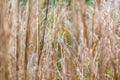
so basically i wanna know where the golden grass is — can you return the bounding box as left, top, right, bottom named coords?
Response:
left=0, top=0, right=120, bottom=80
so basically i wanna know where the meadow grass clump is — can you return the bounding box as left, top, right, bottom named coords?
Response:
left=37, top=0, right=120, bottom=80
left=0, top=0, right=120, bottom=80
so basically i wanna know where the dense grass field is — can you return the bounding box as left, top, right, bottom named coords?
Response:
left=0, top=0, right=120, bottom=80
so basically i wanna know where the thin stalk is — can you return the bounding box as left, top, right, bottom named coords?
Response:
left=24, top=0, right=31, bottom=80
left=36, top=0, right=49, bottom=80
left=11, top=0, right=20, bottom=80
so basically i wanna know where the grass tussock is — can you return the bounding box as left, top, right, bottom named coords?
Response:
left=0, top=0, right=120, bottom=80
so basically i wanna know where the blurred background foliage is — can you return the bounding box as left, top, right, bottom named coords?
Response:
left=20, top=0, right=27, bottom=6
left=48, top=0, right=92, bottom=6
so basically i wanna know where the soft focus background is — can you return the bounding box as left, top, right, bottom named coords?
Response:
left=0, top=0, right=120, bottom=80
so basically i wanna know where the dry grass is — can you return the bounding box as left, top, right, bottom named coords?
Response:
left=0, top=0, right=120, bottom=80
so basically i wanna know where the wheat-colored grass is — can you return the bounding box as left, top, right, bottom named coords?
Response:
left=0, top=0, right=120, bottom=80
